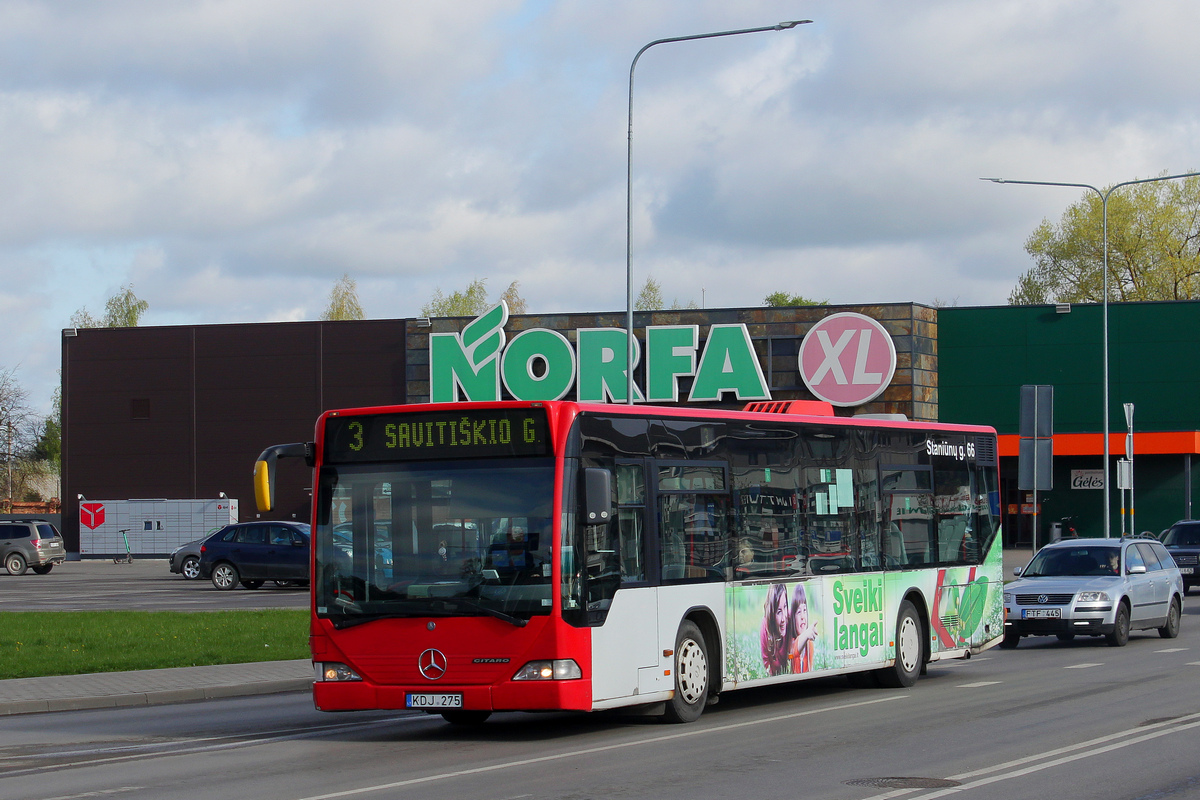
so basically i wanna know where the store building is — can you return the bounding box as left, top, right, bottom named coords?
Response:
left=60, top=299, right=1200, bottom=555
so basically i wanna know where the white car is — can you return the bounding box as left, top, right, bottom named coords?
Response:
left=1002, top=536, right=1183, bottom=647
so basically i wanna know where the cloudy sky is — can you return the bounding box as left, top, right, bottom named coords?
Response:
left=3, top=0, right=1199, bottom=413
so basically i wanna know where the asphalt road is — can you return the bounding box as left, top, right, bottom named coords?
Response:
left=3, top=599, right=1199, bottom=800
left=0, top=558, right=309, bottom=611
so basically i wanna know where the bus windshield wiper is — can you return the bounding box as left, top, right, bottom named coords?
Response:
left=327, top=599, right=527, bottom=629
left=331, top=612, right=396, bottom=630
left=431, top=598, right=528, bottom=627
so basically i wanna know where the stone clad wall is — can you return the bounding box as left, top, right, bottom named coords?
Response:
left=405, top=303, right=938, bottom=422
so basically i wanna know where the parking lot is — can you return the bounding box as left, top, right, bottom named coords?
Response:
left=0, top=558, right=310, bottom=611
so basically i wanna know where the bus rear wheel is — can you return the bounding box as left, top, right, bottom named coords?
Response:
left=876, top=599, right=923, bottom=688
left=663, top=620, right=709, bottom=724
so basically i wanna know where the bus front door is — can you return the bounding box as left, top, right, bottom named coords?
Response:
left=589, top=461, right=660, bottom=704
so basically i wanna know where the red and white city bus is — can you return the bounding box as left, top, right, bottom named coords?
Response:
left=255, top=399, right=1004, bottom=724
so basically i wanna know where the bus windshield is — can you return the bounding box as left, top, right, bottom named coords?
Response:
left=315, top=458, right=555, bottom=627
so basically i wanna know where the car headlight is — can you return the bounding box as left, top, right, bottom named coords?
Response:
left=1003, top=592, right=1012, bottom=604
left=316, top=662, right=362, bottom=682
left=512, top=659, right=582, bottom=681
left=1077, top=591, right=1110, bottom=603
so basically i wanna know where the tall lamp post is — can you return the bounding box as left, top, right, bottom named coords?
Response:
left=982, top=170, right=1200, bottom=536
left=626, top=20, right=811, bottom=405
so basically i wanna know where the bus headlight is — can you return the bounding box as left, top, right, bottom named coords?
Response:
left=317, top=662, right=362, bottom=682
left=512, top=659, right=582, bottom=681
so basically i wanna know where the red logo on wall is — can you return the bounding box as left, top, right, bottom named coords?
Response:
left=80, top=503, right=106, bottom=530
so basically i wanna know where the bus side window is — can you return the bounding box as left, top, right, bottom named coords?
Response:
left=660, top=492, right=730, bottom=583
left=583, top=462, right=646, bottom=625
left=615, top=464, right=646, bottom=583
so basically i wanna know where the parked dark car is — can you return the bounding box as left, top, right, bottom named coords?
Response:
left=197, top=521, right=310, bottom=590
left=1161, top=520, right=1200, bottom=593
left=1, top=519, right=67, bottom=576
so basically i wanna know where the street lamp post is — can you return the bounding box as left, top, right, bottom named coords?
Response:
left=982, top=170, right=1200, bottom=536
left=626, top=20, right=811, bottom=405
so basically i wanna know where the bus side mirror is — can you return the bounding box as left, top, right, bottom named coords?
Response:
left=582, top=468, right=612, bottom=526
left=254, top=442, right=313, bottom=512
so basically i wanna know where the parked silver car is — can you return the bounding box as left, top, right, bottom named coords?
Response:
left=1, top=519, right=67, bottom=575
left=1002, top=536, right=1184, bottom=647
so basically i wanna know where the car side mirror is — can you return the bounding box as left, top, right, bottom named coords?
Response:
left=1013, top=566, right=1024, bottom=577
left=582, top=468, right=612, bottom=526
left=1128, top=564, right=1146, bottom=575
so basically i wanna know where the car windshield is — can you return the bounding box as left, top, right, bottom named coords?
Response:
left=315, top=458, right=555, bottom=625
left=1023, top=545, right=1121, bottom=577
left=1163, top=526, right=1200, bottom=547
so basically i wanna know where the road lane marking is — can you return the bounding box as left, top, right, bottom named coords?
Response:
left=289, top=695, right=907, bottom=800
left=0, top=715, right=425, bottom=777
left=1154, top=648, right=1187, bottom=653
left=955, top=682, right=1001, bottom=688
left=1064, top=663, right=1103, bottom=669
left=854, top=710, right=1200, bottom=800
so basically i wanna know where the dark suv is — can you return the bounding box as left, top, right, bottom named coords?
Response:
left=1, top=520, right=67, bottom=575
left=1161, top=520, right=1200, bottom=593
left=197, top=521, right=310, bottom=590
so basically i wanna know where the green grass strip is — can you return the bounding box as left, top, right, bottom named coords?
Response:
left=0, top=610, right=309, bottom=679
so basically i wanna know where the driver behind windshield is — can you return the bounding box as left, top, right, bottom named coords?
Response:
left=487, top=525, right=541, bottom=572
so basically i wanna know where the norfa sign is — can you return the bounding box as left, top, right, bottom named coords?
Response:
left=430, top=302, right=896, bottom=406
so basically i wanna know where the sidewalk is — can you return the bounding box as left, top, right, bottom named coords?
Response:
left=0, top=659, right=313, bottom=716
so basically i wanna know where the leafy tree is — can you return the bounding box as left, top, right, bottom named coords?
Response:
left=1009, top=172, right=1200, bottom=304
left=71, top=284, right=150, bottom=328
left=635, top=277, right=664, bottom=311
left=764, top=291, right=827, bottom=307
left=498, top=281, right=527, bottom=315
left=320, top=274, right=365, bottom=321
left=30, top=386, right=61, bottom=470
left=421, top=279, right=529, bottom=318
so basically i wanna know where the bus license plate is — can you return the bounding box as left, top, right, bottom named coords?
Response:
left=1023, top=608, right=1060, bottom=619
left=406, top=693, right=463, bottom=709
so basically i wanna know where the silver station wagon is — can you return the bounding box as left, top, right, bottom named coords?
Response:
left=1002, top=536, right=1184, bottom=647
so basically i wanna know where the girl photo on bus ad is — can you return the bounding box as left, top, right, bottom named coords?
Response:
left=787, top=583, right=818, bottom=674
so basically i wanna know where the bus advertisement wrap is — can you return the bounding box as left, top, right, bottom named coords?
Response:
left=725, top=544, right=1004, bottom=683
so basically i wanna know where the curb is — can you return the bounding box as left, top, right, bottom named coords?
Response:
left=0, top=677, right=313, bottom=717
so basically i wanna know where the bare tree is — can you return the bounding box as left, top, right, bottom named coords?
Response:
left=0, top=366, right=45, bottom=506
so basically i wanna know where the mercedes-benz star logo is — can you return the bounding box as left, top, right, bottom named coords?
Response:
left=419, top=648, right=448, bottom=680
left=1038, top=594, right=1049, bottom=605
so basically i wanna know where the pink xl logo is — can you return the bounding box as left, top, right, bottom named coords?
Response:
left=80, top=502, right=106, bottom=530
left=798, top=312, right=897, bottom=407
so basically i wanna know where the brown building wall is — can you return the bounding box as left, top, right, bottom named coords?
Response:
left=61, top=319, right=409, bottom=553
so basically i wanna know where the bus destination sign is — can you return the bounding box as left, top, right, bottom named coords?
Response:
left=324, top=408, right=551, bottom=464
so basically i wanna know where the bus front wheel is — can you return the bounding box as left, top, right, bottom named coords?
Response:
left=664, top=620, right=709, bottom=724
left=876, top=599, right=923, bottom=688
